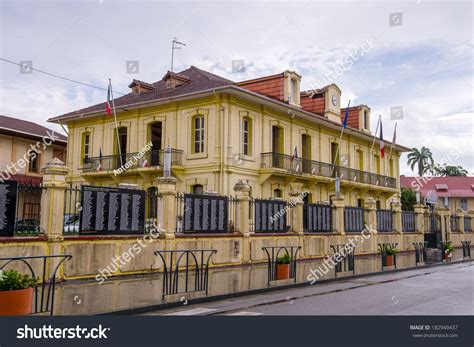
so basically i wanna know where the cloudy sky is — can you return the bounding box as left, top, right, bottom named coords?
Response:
left=0, top=0, right=472, bottom=175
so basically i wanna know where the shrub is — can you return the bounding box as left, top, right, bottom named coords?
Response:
left=0, top=270, right=38, bottom=291
left=276, top=254, right=291, bottom=265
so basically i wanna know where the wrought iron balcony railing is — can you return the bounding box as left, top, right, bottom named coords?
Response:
left=81, top=149, right=183, bottom=173
left=260, top=152, right=397, bottom=188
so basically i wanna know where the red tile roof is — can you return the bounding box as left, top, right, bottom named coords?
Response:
left=0, top=115, right=67, bottom=143
left=400, top=176, right=474, bottom=197
left=49, top=66, right=234, bottom=121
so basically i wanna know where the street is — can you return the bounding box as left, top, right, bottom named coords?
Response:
left=147, top=262, right=473, bottom=316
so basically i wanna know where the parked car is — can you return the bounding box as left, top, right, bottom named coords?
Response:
left=14, top=219, right=40, bottom=234
left=63, top=219, right=79, bottom=233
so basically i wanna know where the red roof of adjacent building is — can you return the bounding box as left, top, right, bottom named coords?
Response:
left=400, top=176, right=474, bottom=197
left=0, top=115, right=67, bottom=143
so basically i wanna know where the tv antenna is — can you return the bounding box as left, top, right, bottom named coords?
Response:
left=171, top=38, right=186, bottom=73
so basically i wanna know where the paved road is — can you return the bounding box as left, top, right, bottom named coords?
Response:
left=146, top=262, right=473, bottom=316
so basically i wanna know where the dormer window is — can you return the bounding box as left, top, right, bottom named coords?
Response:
left=128, top=79, right=154, bottom=95
left=162, top=71, right=191, bottom=89
left=284, top=71, right=301, bottom=106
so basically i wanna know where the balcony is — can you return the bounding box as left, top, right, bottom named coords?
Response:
left=260, top=152, right=397, bottom=189
left=81, top=149, right=183, bottom=173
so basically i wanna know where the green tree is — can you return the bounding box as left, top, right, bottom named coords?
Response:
left=407, top=147, right=434, bottom=176
left=431, top=164, right=468, bottom=177
left=400, top=188, right=417, bottom=211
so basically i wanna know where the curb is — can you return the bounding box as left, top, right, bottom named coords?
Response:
left=96, top=258, right=472, bottom=316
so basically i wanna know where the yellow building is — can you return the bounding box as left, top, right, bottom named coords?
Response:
left=0, top=115, right=67, bottom=230
left=48, top=67, right=409, bottom=207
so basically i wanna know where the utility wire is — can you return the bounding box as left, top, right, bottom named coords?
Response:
left=0, top=57, right=127, bottom=95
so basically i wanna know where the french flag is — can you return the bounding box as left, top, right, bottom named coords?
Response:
left=380, top=120, right=385, bottom=158
left=105, top=81, right=112, bottom=115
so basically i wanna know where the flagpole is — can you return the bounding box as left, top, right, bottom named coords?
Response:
left=368, top=114, right=381, bottom=172
left=109, top=79, right=124, bottom=167
left=385, top=122, right=397, bottom=176
left=330, top=101, right=350, bottom=177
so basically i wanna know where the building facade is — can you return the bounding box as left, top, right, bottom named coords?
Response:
left=49, top=67, right=409, bottom=208
left=401, top=176, right=474, bottom=213
left=0, top=115, right=67, bottom=227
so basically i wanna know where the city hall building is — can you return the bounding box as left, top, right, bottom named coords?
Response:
left=48, top=66, right=409, bottom=207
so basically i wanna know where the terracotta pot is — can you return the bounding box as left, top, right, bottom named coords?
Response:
left=385, top=255, right=394, bottom=267
left=443, top=252, right=452, bottom=261
left=276, top=264, right=290, bottom=280
left=0, top=288, right=34, bottom=316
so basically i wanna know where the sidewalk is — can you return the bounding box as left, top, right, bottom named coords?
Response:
left=145, top=261, right=473, bottom=316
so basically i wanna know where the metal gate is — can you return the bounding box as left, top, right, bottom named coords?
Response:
left=424, top=212, right=441, bottom=248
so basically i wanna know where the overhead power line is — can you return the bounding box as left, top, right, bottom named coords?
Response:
left=0, top=57, right=127, bottom=95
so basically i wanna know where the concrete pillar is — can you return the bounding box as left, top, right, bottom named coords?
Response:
left=40, top=159, right=69, bottom=280
left=413, top=204, right=425, bottom=234
left=40, top=158, right=69, bottom=241
left=365, top=197, right=377, bottom=233
left=331, top=195, right=345, bottom=235
left=233, top=180, right=251, bottom=236
left=456, top=209, right=464, bottom=233
left=391, top=201, right=403, bottom=234
left=156, top=177, right=177, bottom=239
left=289, top=184, right=305, bottom=235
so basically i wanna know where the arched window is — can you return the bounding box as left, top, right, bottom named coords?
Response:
left=273, top=188, right=282, bottom=198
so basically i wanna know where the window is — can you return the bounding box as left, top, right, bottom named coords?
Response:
left=273, top=189, right=282, bottom=198
left=82, top=132, right=91, bottom=163
left=460, top=199, right=468, bottom=211
left=363, top=111, right=369, bottom=130
left=243, top=117, right=252, bottom=156
left=193, top=116, right=205, bottom=153
left=192, top=184, right=203, bottom=194
left=28, top=150, right=39, bottom=173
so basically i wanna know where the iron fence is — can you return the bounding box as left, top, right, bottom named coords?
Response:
left=63, top=184, right=81, bottom=236
left=304, top=203, right=333, bottom=232
left=82, top=148, right=183, bottom=173
left=154, top=249, right=217, bottom=300
left=376, top=209, right=393, bottom=232
left=260, top=152, right=396, bottom=188
left=344, top=206, right=364, bottom=232
left=402, top=211, right=416, bottom=232
left=14, top=182, right=45, bottom=236
left=0, top=255, right=72, bottom=315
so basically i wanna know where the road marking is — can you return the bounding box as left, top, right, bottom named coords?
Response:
left=164, top=308, right=217, bottom=316
left=227, top=311, right=263, bottom=316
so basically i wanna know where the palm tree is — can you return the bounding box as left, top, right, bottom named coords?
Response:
left=407, top=147, right=434, bottom=176
left=431, top=164, right=468, bottom=177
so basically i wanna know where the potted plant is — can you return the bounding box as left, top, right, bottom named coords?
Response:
left=0, top=270, right=38, bottom=315
left=384, top=244, right=398, bottom=267
left=276, top=254, right=291, bottom=280
left=443, top=243, right=454, bottom=261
